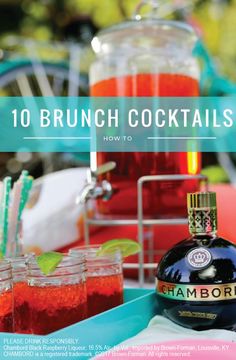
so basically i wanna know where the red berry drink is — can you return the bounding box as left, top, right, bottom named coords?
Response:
left=70, top=245, right=123, bottom=317
left=13, top=281, right=31, bottom=333
left=9, top=255, right=32, bottom=334
left=86, top=273, right=123, bottom=317
left=91, top=73, right=200, bottom=219
left=27, top=255, right=87, bottom=335
left=0, top=260, right=13, bottom=332
left=29, top=283, right=87, bottom=335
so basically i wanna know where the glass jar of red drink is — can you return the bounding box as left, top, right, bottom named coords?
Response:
left=90, top=4, right=201, bottom=219
left=69, top=245, right=123, bottom=317
left=27, top=254, right=87, bottom=335
left=0, top=260, right=13, bottom=332
left=9, top=254, right=32, bottom=334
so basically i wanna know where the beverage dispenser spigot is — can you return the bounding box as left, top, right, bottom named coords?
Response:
left=77, top=162, right=116, bottom=204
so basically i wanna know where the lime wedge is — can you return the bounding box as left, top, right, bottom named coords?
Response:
left=97, top=239, right=141, bottom=258
left=0, top=250, right=3, bottom=259
left=36, top=252, right=63, bottom=275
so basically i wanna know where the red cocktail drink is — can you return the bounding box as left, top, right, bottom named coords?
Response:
left=0, top=260, right=13, bottom=332
left=0, top=291, right=13, bottom=332
left=91, top=73, right=199, bottom=97
left=91, top=73, right=200, bottom=218
left=69, top=246, right=123, bottom=317
left=29, top=283, right=87, bottom=335
left=13, top=281, right=31, bottom=333
left=87, top=274, right=123, bottom=317
left=27, top=255, right=87, bottom=335
left=10, top=255, right=32, bottom=334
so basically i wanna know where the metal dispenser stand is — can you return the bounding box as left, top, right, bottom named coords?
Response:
left=83, top=174, right=208, bottom=287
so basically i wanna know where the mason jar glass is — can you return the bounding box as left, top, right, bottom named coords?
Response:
left=27, top=254, right=87, bottom=335
left=0, top=260, right=13, bottom=332
left=69, top=245, right=123, bottom=317
left=8, top=254, right=33, bottom=334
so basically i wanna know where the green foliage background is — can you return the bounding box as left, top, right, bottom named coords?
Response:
left=0, top=0, right=236, bottom=80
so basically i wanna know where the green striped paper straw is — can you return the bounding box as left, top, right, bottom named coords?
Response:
left=1, top=177, right=11, bottom=255
left=18, top=176, right=33, bottom=220
left=15, top=174, right=33, bottom=255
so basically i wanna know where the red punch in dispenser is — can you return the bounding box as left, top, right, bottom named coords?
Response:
left=90, top=2, right=201, bottom=219
left=82, top=1, right=202, bottom=278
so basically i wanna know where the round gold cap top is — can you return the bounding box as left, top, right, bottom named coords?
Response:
left=187, top=192, right=217, bottom=209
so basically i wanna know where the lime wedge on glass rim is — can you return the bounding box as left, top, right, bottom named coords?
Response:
left=96, top=239, right=141, bottom=258
left=36, top=252, right=63, bottom=275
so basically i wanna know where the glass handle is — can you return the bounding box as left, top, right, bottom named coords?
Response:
left=132, top=0, right=160, bottom=20
left=132, top=0, right=194, bottom=20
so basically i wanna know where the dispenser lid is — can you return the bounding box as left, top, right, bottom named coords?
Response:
left=92, top=1, right=198, bottom=55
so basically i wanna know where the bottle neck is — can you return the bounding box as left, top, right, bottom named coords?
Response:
left=188, top=207, right=217, bottom=236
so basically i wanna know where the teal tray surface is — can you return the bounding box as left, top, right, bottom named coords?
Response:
left=0, top=288, right=158, bottom=360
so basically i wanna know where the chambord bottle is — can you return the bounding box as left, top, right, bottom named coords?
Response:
left=156, top=192, right=236, bottom=330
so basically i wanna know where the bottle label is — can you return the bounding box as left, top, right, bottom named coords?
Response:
left=186, top=247, right=212, bottom=269
left=157, top=280, right=236, bottom=301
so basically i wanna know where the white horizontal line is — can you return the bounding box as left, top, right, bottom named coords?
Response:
left=147, top=137, right=217, bottom=140
left=23, top=137, right=91, bottom=140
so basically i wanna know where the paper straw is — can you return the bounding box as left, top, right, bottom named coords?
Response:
left=7, top=181, right=22, bottom=257
left=23, top=176, right=33, bottom=210
left=0, top=181, right=3, bottom=245
left=1, top=177, right=12, bottom=255
left=0, top=171, right=33, bottom=257
left=18, top=176, right=33, bottom=220
left=0, top=181, right=3, bottom=204
left=0, top=181, right=3, bottom=230
left=15, top=175, right=33, bottom=255
left=20, top=170, right=29, bottom=178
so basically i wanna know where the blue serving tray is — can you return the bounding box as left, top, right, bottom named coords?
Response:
left=0, top=288, right=159, bottom=360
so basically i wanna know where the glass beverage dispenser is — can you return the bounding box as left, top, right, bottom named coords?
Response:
left=89, top=1, right=201, bottom=219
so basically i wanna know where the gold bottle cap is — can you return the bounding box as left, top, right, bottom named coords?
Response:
left=187, top=192, right=217, bottom=234
left=187, top=192, right=216, bottom=210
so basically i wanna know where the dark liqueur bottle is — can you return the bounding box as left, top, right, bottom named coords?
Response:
left=156, top=192, right=236, bottom=330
